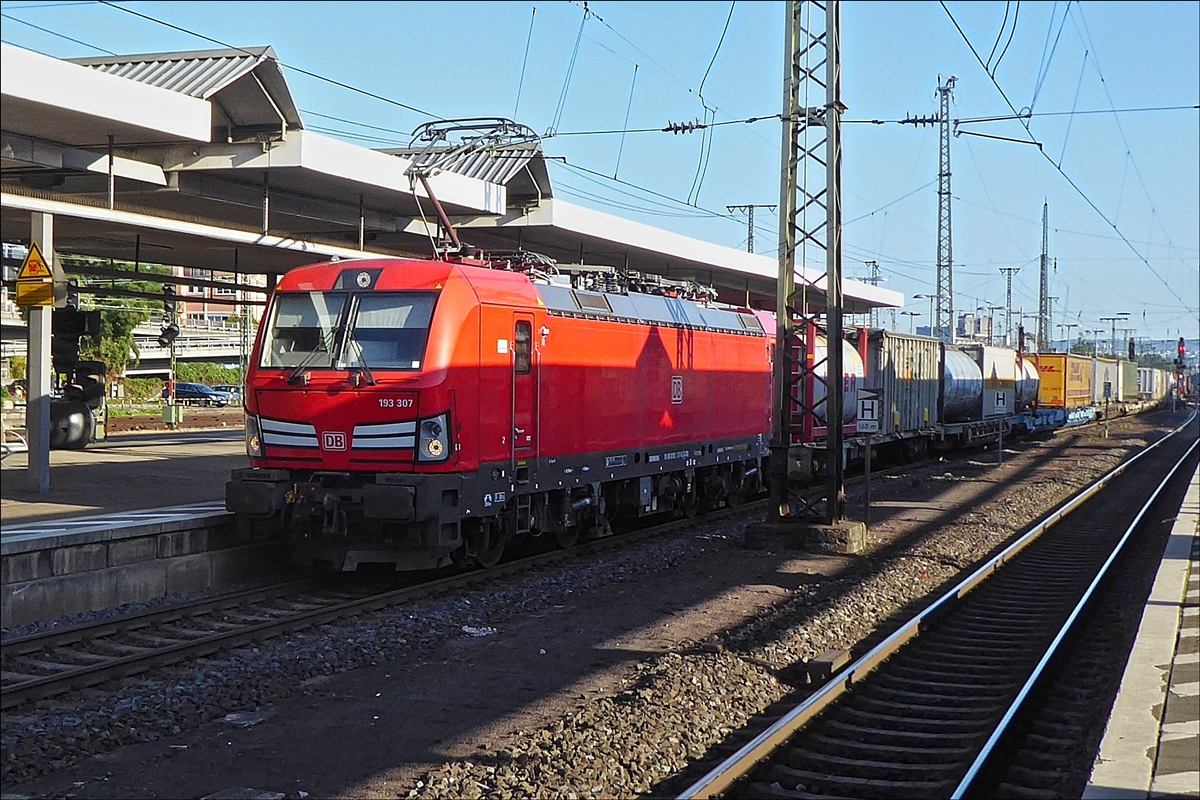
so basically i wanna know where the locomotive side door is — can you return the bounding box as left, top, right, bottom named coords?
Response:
left=511, top=313, right=539, bottom=463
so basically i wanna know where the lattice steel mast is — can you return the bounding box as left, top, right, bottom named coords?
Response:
left=935, top=76, right=956, bottom=343
left=771, top=0, right=846, bottom=525
left=1037, top=202, right=1050, bottom=352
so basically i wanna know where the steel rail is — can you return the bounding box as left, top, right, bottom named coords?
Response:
left=952, top=430, right=1200, bottom=797
left=1, top=576, right=331, bottom=653
left=0, top=497, right=766, bottom=711
left=678, top=410, right=1197, bottom=799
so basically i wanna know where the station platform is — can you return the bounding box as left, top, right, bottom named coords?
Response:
left=0, top=430, right=272, bottom=629
left=1085, top=461, right=1200, bottom=798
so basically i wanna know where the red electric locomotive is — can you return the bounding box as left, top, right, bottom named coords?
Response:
left=226, top=255, right=772, bottom=571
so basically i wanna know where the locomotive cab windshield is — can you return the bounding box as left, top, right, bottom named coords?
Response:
left=261, top=291, right=437, bottom=373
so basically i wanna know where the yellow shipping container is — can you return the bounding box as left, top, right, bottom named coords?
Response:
left=1034, top=353, right=1094, bottom=409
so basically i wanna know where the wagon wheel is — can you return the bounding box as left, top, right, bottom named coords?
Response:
left=554, top=524, right=580, bottom=550
left=724, top=472, right=746, bottom=508
left=680, top=489, right=701, bottom=519
left=469, top=519, right=506, bottom=569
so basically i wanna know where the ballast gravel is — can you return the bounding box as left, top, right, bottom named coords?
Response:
left=405, top=423, right=1170, bottom=799
left=0, top=414, right=1181, bottom=798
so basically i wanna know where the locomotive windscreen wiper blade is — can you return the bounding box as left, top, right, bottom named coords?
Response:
left=347, top=339, right=377, bottom=386
left=288, top=328, right=337, bottom=384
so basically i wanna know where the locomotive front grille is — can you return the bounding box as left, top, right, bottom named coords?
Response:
left=352, top=420, right=417, bottom=450
left=260, top=418, right=318, bottom=449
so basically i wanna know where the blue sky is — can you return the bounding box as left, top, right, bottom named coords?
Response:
left=2, top=0, right=1197, bottom=343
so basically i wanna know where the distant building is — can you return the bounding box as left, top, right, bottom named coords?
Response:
left=956, top=313, right=992, bottom=344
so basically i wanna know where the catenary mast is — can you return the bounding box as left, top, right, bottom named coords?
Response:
left=935, top=76, right=956, bottom=343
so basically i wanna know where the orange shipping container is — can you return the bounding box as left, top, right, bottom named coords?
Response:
left=1033, top=353, right=1094, bottom=409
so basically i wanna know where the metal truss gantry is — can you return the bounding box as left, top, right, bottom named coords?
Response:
left=772, top=0, right=846, bottom=525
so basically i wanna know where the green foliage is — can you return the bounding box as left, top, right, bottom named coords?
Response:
left=1135, top=352, right=1175, bottom=370
left=10, top=356, right=27, bottom=381
left=122, top=377, right=163, bottom=402
left=1070, top=340, right=1096, bottom=356
left=176, top=363, right=242, bottom=386
left=63, top=254, right=165, bottom=377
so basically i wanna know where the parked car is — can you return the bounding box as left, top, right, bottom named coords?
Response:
left=163, top=382, right=229, bottom=407
left=212, top=384, right=243, bottom=404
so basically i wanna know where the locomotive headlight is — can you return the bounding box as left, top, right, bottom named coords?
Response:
left=245, top=414, right=263, bottom=458
left=417, top=412, right=451, bottom=462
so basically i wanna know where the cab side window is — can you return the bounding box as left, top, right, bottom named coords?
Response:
left=514, top=321, right=532, bottom=374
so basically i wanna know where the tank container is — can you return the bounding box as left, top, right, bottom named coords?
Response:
left=807, top=336, right=865, bottom=423
left=941, top=346, right=984, bottom=422
left=1015, top=356, right=1040, bottom=411
left=961, top=344, right=1018, bottom=417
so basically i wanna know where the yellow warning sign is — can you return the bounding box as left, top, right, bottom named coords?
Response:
left=16, top=280, right=54, bottom=306
left=17, top=242, right=52, bottom=280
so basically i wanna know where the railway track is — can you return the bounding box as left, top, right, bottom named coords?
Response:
left=679, top=413, right=1198, bottom=800
left=0, top=414, right=1171, bottom=714
left=0, top=493, right=777, bottom=712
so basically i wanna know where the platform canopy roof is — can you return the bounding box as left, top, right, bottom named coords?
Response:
left=1, top=43, right=902, bottom=312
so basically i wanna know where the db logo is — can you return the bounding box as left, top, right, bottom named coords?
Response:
left=321, top=431, right=347, bottom=451
left=671, top=375, right=684, bottom=405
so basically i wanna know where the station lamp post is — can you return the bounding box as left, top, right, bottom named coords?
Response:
left=1099, top=313, right=1129, bottom=356
left=914, top=294, right=948, bottom=339
left=1058, top=323, right=1080, bottom=352
left=901, top=311, right=919, bottom=334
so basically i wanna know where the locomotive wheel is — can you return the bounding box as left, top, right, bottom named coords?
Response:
left=554, top=525, right=580, bottom=550
left=680, top=490, right=700, bottom=519
left=469, top=520, right=506, bottom=569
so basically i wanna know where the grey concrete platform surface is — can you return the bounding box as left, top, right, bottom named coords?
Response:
left=1085, top=462, right=1200, bottom=799
left=0, top=430, right=289, bottom=629
left=1, top=429, right=246, bottom=525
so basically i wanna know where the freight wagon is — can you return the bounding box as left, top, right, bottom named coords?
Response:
left=1032, top=353, right=1095, bottom=427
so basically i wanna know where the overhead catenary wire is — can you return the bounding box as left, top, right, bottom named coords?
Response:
left=991, top=0, right=1020, bottom=75
left=688, top=1, right=735, bottom=206
left=984, top=1, right=1013, bottom=71
left=96, top=0, right=444, bottom=120
left=548, top=1, right=591, bottom=136
left=513, top=6, right=537, bottom=119
left=1057, top=49, right=1090, bottom=166
left=1030, top=0, right=1072, bottom=111
left=0, top=10, right=115, bottom=54
left=940, top=0, right=1199, bottom=322
left=1069, top=4, right=1194, bottom=277
left=613, top=64, right=638, bottom=179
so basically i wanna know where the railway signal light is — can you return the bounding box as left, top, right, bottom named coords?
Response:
left=1128, top=337, right=1135, bottom=362
left=157, top=323, right=180, bottom=348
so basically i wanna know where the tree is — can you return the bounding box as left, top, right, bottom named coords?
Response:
left=1135, top=351, right=1174, bottom=370
left=1070, top=339, right=1095, bottom=356
left=62, top=255, right=166, bottom=378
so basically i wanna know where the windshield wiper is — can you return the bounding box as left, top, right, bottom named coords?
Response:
left=346, top=338, right=377, bottom=386
left=288, top=328, right=337, bottom=385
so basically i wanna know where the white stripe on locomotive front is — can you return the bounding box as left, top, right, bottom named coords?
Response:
left=352, top=421, right=417, bottom=436
left=352, top=435, right=416, bottom=449
left=262, top=432, right=319, bottom=448
left=260, top=418, right=317, bottom=435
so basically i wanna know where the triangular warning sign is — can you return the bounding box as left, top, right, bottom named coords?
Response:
left=18, top=242, right=52, bottom=280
